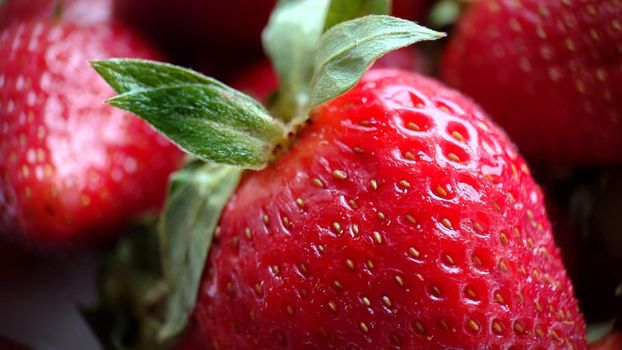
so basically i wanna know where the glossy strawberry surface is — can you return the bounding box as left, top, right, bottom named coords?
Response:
left=442, top=0, right=622, bottom=165
left=179, top=70, right=586, bottom=349
left=0, top=21, right=184, bottom=244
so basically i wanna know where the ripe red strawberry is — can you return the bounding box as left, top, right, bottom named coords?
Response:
left=442, top=0, right=622, bottom=165
left=177, top=70, right=586, bottom=349
left=0, top=0, right=113, bottom=29
left=0, top=21, right=184, bottom=244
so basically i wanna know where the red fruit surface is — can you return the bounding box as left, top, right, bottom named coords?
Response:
left=0, top=0, right=112, bottom=29
left=442, top=0, right=622, bottom=165
left=0, top=21, right=184, bottom=245
left=178, top=70, right=586, bottom=349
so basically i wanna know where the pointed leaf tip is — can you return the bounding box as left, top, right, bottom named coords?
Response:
left=92, top=59, right=287, bottom=169
left=158, top=163, right=242, bottom=340
left=309, top=15, right=445, bottom=106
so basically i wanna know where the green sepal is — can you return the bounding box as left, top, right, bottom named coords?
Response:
left=262, top=0, right=331, bottom=121
left=263, top=0, right=392, bottom=121
left=309, top=15, right=445, bottom=106
left=84, top=162, right=241, bottom=349
left=157, top=163, right=242, bottom=341
left=83, top=216, right=166, bottom=350
left=323, top=0, right=390, bottom=31
left=92, top=59, right=287, bottom=170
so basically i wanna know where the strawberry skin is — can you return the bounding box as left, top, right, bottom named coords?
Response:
left=178, top=70, right=586, bottom=349
left=0, top=21, right=184, bottom=244
left=442, top=0, right=622, bottom=165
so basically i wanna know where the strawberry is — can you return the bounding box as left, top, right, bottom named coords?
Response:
left=176, top=69, right=586, bottom=349
left=0, top=21, right=184, bottom=245
left=89, top=8, right=585, bottom=348
left=442, top=0, right=622, bottom=165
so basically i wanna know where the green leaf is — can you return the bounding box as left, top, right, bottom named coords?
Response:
left=83, top=217, right=166, bottom=350
left=309, top=15, right=445, bottom=106
left=263, top=0, right=392, bottom=121
left=262, top=0, right=331, bottom=121
left=157, top=162, right=241, bottom=342
left=323, top=0, right=390, bottom=31
left=92, top=59, right=287, bottom=169
left=84, top=163, right=241, bottom=349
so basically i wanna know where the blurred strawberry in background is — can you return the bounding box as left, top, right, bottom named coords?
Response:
left=442, top=0, right=622, bottom=166
left=0, top=1, right=184, bottom=246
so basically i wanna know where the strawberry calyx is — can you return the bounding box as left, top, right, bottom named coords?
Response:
left=88, top=0, right=444, bottom=348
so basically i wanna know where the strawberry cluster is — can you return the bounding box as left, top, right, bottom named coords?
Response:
left=0, top=0, right=620, bottom=349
